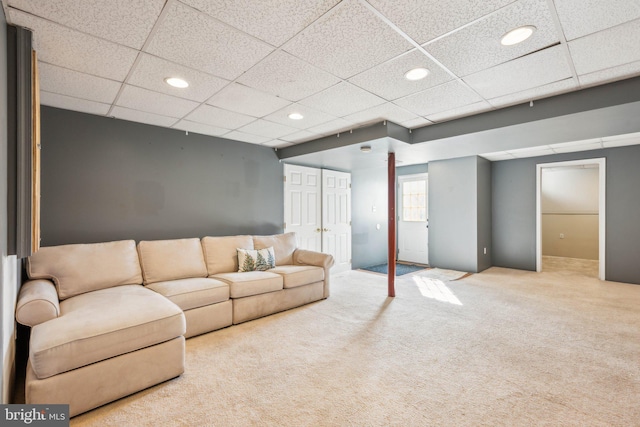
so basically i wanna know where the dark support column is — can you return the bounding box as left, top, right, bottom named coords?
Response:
left=388, top=152, right=396, bottom=297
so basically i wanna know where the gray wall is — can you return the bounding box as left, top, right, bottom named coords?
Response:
left=351, top=167, right=388, bottom=269
left=428, top=156, right=480, bottom=272
left=397, top=163, right=428, bottom=177
left=351, top=163, right=430, bottom=269
left=492, top=145, right=640, bottom=284
left=40, top=107, right=284, bottom=246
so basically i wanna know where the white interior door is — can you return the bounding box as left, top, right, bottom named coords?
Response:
left=398, top=173, right=429, bottom=265
left=322, top=170, right=352, bottom=273
left=284, top=164, right=322, bottom=252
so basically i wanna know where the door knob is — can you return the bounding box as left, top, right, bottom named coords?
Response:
left=315, top=228, right=322, bottom=233
left=323, top=228, right=330, bottom=232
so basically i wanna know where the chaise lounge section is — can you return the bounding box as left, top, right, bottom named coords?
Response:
left=17, top=240, right=186, bottom=417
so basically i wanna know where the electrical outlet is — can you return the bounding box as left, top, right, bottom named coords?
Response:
left=560, top=233, right=565, bottom=239
left=483, top=247, right=487, bottom=255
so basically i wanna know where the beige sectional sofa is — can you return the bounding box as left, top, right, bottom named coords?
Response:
left=16, top=232, right=334, bottom=417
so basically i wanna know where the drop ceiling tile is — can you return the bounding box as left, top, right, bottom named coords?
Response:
left=262, top=103, right=338, bottom=130
left=236, top=50, right=341, bottom=102
left=488, top=78, right=578, bottom=108
left=172, top=120, right=231, bottom=138
left=223, top=131, right=272, bottom=145
left=401, top=117, right=433, bottom=129
left=283, top=0, right=413, bottom=79
left=8, top=9, right=138, bottom=80
left=7, top=0, right=165, bottom=49
left=569, top=19, right=640, bottom=76
left=425, top=0, right=559, bottom=77
left=116, top=85, right=200, bottom=118
left=128, top=54, right=229, bottom=103
left=603, top=139, right=640, bottom=148
left=40, top=91, right=111, bottom=115
left=206, top=83, right=291, bottom=118
left=180, top=0, right=340, bottom=46
left=508, top=147, right=555, bottom=158
left=111, top=106, right=179, bottom=128
left=262, top=140, right=294, bottom=148
left=299, top=82, right=386, bottom=117
left=552, top=142, right=603, bottom=153
left=237, top=119, right=300, bottom=139
left=480, top=151, right=516, bottom=161
left=279, top=130, right=321, bottom=143
left=366, top=0, right=515, bottom=44
left=426, top=101, right=493, bottom=123
left=185, top=105, right=257, bottom=129
left=394, top=80, right=483, bottom=117
left=602, top=132, right=640, bottom=148
left=307, top=118, right=356, bottom=136
left=348, top=49, right=453, bottom=101
left=463, top=45, right=572, bottom=99
left=144, top=1, right=273, bottom=80
left=554, top=0, right=640, bottom=41
left=550, top=138, right=602, bottom=148
left=602, top=131, right=640, bottom=141
left=343, top=103, right=420, bottom=126
left=578, top=60, right=640, bottom=88
left=38, top=62, right=121, bottom=104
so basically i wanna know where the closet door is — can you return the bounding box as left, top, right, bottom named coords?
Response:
left=322, top=169, right=352, bottom=273
left=284, top=164, right=322, bottom=252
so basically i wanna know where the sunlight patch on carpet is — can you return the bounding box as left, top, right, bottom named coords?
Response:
left=412, top=276, right=463, bottom=305
left=414, top=268, right=469, bottom=282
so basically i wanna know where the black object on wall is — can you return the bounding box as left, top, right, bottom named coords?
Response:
left=6, top=25, right=33, bottom=258
left=40, top=107, right=284, bottom=246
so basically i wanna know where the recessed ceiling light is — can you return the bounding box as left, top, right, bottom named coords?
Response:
left=288, top=112, right=304, bottom=120
left=164, top=77, right=189, bottom=88
left=500, top=25, right=536, bottom=46
left=404, top=67, right=430, bottom=81
left=360, top=145, right=372, bottom=153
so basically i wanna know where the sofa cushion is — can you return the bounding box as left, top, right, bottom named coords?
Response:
left=212, top=271, right=283, bottom=298
left=137, top=238, right=207, bottom=285
left=202, top=235, right=253, bottom=275
left=29, top=285, right=185, bottom=380
left=269, top=265, right=324, bottom=289
left=146, top=277, right=229, bottom=311
left=26, top=240, right=143, bottom=300
left=253, top=233, right=297, bottom=266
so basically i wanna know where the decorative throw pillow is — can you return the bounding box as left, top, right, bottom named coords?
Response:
left=237, top=247, right=276, bottom=272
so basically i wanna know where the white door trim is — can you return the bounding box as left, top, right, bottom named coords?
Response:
left=536, top=158, right=606, bottom=280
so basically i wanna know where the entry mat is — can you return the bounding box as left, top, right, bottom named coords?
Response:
left=360, top=263, right=428, bottom=276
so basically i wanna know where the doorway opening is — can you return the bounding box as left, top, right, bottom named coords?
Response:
left=536, top=158, right=605, bottom=280
left=397, top=173, right=429, bottom=266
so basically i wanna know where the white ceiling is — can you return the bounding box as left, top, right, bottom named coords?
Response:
left=3, top=0, right=640, bottom=152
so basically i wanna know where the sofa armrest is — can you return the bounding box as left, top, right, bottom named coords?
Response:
left=16, top=279, right=60, bottom=327
left=293, top=249, right=335, bottom=269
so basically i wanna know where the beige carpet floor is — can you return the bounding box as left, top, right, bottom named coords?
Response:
left=543, top=255, right=600, bottom=278
left=72, top=267, right=640, bottom=426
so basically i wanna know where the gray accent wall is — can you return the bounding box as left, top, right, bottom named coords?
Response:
left=351, top=167, right=388, bottom=269
left=428, top=156, right=491, bottom=273
left=491, top=145, right=640, bottom=284
left=40, top=107, right=284, bottom=246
